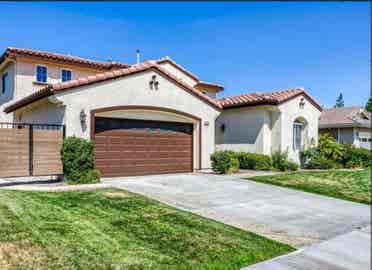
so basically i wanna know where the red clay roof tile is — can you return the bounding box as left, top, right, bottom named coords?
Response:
left=2, top=47, right=129, bottom=70
left=219, top=88, right=322, bottom=111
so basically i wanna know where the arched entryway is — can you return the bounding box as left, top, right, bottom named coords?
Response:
left=90, top=106, right=201, bottom=177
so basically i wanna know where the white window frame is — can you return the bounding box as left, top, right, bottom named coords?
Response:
left=61, top=68, right=73, bottom=82
left=35, top=64, right=48, bottom=83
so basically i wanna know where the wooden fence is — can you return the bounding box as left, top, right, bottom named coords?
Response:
left=0, top=123, right=65, bottom=178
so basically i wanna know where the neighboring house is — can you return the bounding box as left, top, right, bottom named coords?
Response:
left=215, top=89, right=322, bottom=163
left=1, top=47, right=322, bottom=176
left=319, top=106, right=371, bottom=149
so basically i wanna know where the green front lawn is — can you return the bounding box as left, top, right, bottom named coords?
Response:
left=0, top=189, right=293, bottom=270
left=247, top=169, right=371, bottom=204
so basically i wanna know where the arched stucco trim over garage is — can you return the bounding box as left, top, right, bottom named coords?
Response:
left=90, top=105, right=202, bottom=170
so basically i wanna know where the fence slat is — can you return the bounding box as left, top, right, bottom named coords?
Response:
left=0, top=123, right=64, bottom=178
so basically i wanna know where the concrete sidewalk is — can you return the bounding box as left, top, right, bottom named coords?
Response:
left=244, top=226, right=371, bottom=270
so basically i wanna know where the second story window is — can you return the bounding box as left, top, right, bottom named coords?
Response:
left=61, top=69, right=72, bottom=82
left=2, top=72, right=9, bottom=94
left=36, top=65, right=47, bottom=83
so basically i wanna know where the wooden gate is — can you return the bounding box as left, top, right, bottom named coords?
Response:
left=0, top=123, right=65, bottom=178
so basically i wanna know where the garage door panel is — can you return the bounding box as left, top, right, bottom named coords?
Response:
left=95, top=145, right=192, bottom=153
left=98, top=165, right=192, bottom=176
left=95, top=151, right=192, bottom=160
left=95, top=157, right=192, bottom=166
left=94, top=117, right=193, bottom=177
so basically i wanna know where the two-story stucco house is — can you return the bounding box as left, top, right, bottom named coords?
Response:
left=1, top=47, right=322, bottom=176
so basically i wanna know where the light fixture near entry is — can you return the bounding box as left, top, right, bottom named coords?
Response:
left=80, top=109, right=87, bottom=127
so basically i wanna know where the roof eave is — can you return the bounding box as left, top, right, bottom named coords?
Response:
left=4, top=87, right=54, bottom=113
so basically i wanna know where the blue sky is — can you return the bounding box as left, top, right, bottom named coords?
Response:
left=0, top=1, right=370, bottom=107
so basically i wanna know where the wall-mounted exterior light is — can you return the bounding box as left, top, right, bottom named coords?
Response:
left=220, top=123, right=226, bottom=132
left=80, top=109, right=87, bottom=127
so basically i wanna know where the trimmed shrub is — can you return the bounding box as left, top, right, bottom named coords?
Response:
left=285, top=161, right=299, bottom=171
left=271, top=151, right=288, bottom=171
left=68, top=169, right=101, bottom=185
left=61, top=136, right=101, bottom=184
left=236, top=152, right=272, bottom=170
left=342, top=144, right=371, bottom=168
left=305, top=155, right=341, bottom=169
left=211, top=151, right=239, bottom=174
left=271, top=151, right=299, bottom=171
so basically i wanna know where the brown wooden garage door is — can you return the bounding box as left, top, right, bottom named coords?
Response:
left=94, top=117, right=193, bottom=177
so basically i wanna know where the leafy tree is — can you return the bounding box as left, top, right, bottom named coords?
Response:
left=365, top=97, right=372, bottom=112
left=334, top=93, right=344, bottom=108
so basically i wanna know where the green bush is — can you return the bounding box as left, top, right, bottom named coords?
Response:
left=285, top=161, right=299, bottom=171
left=236, top=152, right=272, bottom=170
left=318, top=134, right=344, bottom=162
left=68, top=169, right=101, bottom=185
left=61, top=136, right=101, bottom=184
left=229, top=158, right=240, bottom=173
left=271, top=151, right=299, bottom=171
left=271, top=151, right=287, bottom=171
left=342, top=144, right=371, bottom=168
left=305, top=155, right=341, bottom=169
left=211, top=151, right=239, bottom=174
left=302, top=138, right=371, bottom=169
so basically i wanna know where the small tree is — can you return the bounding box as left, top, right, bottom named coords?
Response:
left=334, top=93, right=344, bottom=108
left=365, top=97, right=372, bottom=112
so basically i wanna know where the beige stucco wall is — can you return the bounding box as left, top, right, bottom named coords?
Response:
left=15, top=98, right=65, bottom=125
left=0, top=61, right=16, bottom=122
left=15, top=69, right=220, bottom=169
left=15, top=57, right=102, bottom=96
left=0, top=57, right=104, bottom=122
left=278, top=94, right=321, bottom=162
left=215, top=94, right=321, bottom=164
left=158, top=62, right=198, bottom=87
left=215, top=106, right=274, bottom=154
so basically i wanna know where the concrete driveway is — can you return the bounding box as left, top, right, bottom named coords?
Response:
left=104, top=173, right=370, bottom=247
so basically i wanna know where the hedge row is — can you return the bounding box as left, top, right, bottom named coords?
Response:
left=211, top=150, right=298, bottom=174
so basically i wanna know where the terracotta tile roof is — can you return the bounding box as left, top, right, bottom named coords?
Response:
left=218, top=88, right=322, bottom=111
left=4, top=61, right=222, bottom=113
left=1, top=47, right=129, bottom=70
left=319, top=106, right=370, bottom=128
